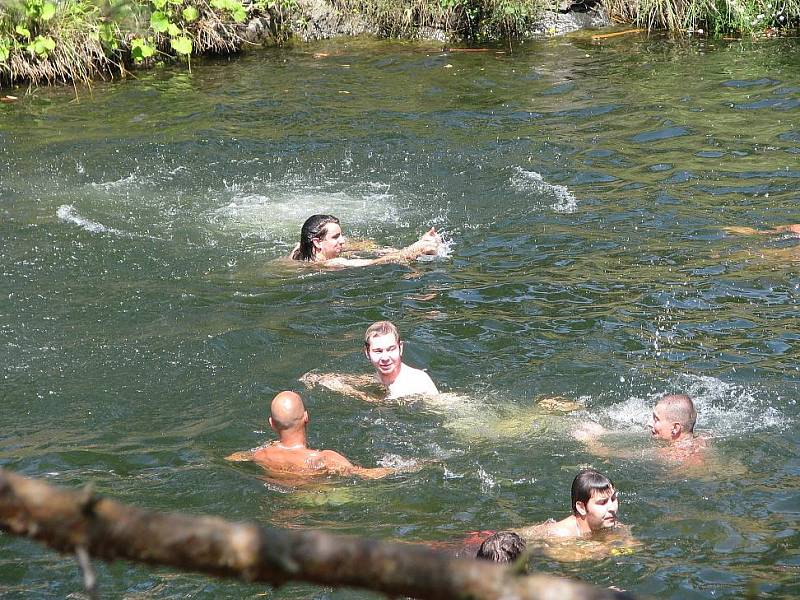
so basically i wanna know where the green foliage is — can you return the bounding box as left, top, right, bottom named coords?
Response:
left=130, top=35, right=155, bottom=60
left=2, top=0, right=800, bottom=88
left=210, top=0, right=247, bottom=22
left=603, top=0, right=800, bottom=33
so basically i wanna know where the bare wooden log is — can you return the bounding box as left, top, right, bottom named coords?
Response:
left=0, top=469, right=635, bottom=599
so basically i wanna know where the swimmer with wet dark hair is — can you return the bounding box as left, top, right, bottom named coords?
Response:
left=476, top=531, right=527, bottom=563
left=516, top=469, right=620, bottom=539
left=289, top=214, right=442, bottom=266
left=225, top=391, right=415, bottom=479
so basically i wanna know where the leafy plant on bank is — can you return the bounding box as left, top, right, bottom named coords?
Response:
left=0, top=0, right=259, bottom=87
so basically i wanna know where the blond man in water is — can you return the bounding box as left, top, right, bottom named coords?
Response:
left=225, top=391, right=409, bottom=479
left=302, top=321, right=439, bottom=402
left=289, top=214, right=442, bottom=267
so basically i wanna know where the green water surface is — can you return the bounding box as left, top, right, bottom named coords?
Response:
left=1, top=33, right=799, bottom=598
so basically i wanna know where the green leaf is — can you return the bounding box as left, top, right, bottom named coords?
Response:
left=30, top=35, right=55, bottom=56
left=167, top=22, right=180, bottom=35
left=210, top=0, right=226, bottom=9
left=0, top=39, right=10, bottom=63
left=15, top=25, right=31, bottom=39
left=230, top=3, right=246, bottom=22
left=151, top=0, right=167, bottom=8
left=131, top=37, right=156, bottom=62
left=40, top=1, right=56, bottom=20
left=150, top=10, right=170, bottom=32
left=170, top=35, right=192, bottom=55
left=182, top=5, right=199, bottom=21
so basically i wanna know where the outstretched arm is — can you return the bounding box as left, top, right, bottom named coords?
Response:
left=725, top=224, right=800, bottom=236
left=300, top=372, right=384, bottom=403
left=325, top=228, right=442, bottom=268
left=225, top=450, right=255, bottom=462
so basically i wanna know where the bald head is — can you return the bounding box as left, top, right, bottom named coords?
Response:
left=270, top=391, right=307, bottom=431
left=656, top=394, right=697, bottom=433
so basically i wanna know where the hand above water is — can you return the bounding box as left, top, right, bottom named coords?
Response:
left=414, top=227, right=442, bottom=255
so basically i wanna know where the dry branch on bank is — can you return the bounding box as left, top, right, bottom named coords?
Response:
left=0, top=468, right=636, bottom=599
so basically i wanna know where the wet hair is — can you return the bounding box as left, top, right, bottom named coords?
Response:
left=476, top=531, right=526, bottom=564
left=571, top=469, right=614, bottom=515
left=294, top=215, right=340, bottom=261
left=657, top=394, right=697, bottom=433
left=364, top=321, right=400, bottom=349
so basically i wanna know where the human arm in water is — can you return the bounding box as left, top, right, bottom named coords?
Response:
left=324, top=228, right=442, bottom=268
left=725, top=224, right=800, bottom=236
left=300, top=372, right=384, bottom=403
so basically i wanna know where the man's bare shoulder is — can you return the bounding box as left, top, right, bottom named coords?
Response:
left=388, top=364, right=439, bottom=398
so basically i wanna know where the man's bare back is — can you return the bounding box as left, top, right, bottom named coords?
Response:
left=225, top=391, right=405, bottom=479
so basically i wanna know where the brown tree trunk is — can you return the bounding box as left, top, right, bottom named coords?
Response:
left=0, top=469, right=635, bottom=599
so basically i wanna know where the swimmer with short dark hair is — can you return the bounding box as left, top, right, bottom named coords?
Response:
left=289, top=214, right=442, bottom=266
left=225, top=391, right=412, bottom=479
left=516, top=469, right=620, bottom=539
left=476, top=531, right=527, bottom=563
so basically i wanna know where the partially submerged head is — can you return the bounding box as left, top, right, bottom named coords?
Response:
left=364, top=321, right=403, bottom=381
left=296, top=214, right=343, bottom=261
left=650, top=394, right=696, bottom=441
left=571, top=469, right=618, bottom=533
left=269, top=391, right=308, bottom=433
left=476, top=531, right=526, bottom=564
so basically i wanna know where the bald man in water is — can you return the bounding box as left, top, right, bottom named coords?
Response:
left=226, top=391, right=399, bottom=479
left=574, top=393, right=707, bottom=463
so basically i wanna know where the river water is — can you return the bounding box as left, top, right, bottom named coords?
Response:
left=1, top=34, right=799, bottom=598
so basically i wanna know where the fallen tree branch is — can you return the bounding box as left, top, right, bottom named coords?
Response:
left=0, top=469, right=635, bottom=599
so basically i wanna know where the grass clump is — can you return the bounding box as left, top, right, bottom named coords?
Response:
left=602, top=0, right=800, bottom=33
left=328, top=0, right=555, bottom=40
left=0, top=0, right=285, bottom=87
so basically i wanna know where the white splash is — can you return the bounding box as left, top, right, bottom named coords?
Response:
left=600, top=374, right=787, bottom=437
left=511, top=168, right=577, bottom=213
left=57, top=205, right=123, bottom=236
left=91, top=173, right=138, bottom=190
left=207, top=186, right=405, bottom=242
left=377, top=454, right=419, bottom=469
left=477, top=465, right=497, bottom=493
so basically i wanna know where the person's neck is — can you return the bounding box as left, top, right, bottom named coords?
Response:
left=277, top=430, right=308, bottom=450
left=573, top=515, right=593, bottom=536
left=672, top=431, right=693, bottom=444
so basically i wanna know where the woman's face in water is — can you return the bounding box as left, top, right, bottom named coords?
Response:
left=314, top=223, right=344, bottom=260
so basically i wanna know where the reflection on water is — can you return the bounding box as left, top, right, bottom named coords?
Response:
left=1, top=34, right=800, bottom=598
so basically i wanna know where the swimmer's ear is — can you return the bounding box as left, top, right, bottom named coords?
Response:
left=268, top=417, right=277, bottom=433
left=575, top=501, right=587, bottom=517
left=398, top=340, right=404, bottom=356
left=672, top=422, right=682, bottom=438
left=312, top=236, right=323, bottom=252
left=303, top=410, right=309, bottom=424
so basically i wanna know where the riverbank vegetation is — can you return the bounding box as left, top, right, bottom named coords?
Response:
left=1, top=0, right=798, bottom=88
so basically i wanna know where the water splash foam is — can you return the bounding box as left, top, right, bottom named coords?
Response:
left=511, top=168, right=578, bottom=213
left=57, top=204, right=124, bottom=236
left=601, top=374, right=787, bottom=436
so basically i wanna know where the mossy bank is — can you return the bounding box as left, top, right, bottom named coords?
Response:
left=1, top=0, right=798, bottom=89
